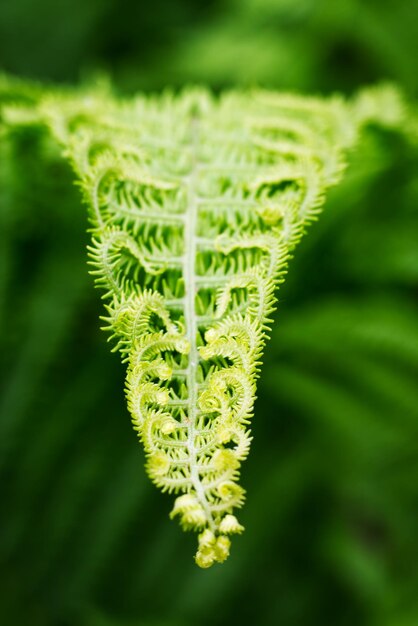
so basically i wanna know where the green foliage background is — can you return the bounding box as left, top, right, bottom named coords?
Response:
left=0, top=1, right=417, bottom=625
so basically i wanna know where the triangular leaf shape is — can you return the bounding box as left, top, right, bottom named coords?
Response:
left=0, top=79, right=409, bottom=567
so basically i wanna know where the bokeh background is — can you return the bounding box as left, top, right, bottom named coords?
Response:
left=1, top=1, right=418, bottom=625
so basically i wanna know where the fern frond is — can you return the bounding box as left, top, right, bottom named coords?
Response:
left=0, top=78, right=411, bottom=567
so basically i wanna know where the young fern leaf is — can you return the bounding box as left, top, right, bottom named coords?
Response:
left=0, top=79, right=410, bottom=567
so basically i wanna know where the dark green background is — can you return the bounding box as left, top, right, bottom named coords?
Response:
left=1, top=1, right=418, bottom=625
